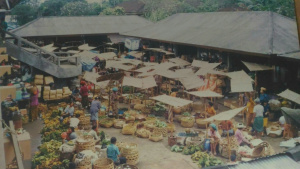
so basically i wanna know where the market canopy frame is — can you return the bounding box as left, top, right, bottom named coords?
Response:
left=278, top=89, right=300, bottom=105
left=150, top=95, right=193, bottom=108
left=78, top=44, right=96, bottom=51
left=122, top=76, right=157, bottom=89
left=83, top=72, right=110, bottom=88
left=179, top=75, right=205, bottom=90
left=203, top=107, right=246, bottom=122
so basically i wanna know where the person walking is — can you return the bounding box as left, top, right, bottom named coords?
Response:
left=252, top=98, right=264, bottom=138
left=80, top=81, right=89, bottom=109
left=90, top=97, right=101, bottom=127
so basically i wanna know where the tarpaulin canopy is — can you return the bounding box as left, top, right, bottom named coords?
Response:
left=227, top=70, right=254, bottom=82
left=145, top=48, right=174, bottom=55
left=134, top=66, right=156, bottom=73
left=179, top=75, right=205, bottom=90
left=195, top=69, right=227, bottom=76
left=42, top=44, right=57, bottom=52
left=150, top=95, right=193, bottom=108
left=123, top=76, right=157, bottom=89
left=108, top=34, right=126, bottom=44
left=117, top=58, right=142, bottom=66
left=78, top=44, right=96, bottom=51
left=242, top=61, right=273, bottom=71
left=204, top=107, right=246, bottom=122
left=168, top=58, right=191, bottom=66
left=278, top=89, right=300, bottom=105
left=106, top=60, right=135, bottom=70
left=67, top=50, right=80, bottom=54
left=83, top=71, right=110, bottom=88
left=188, top=90, right=223, bottom=98
left=230, top=79, right=254, bottom=93
left=281, top=107, right=300, bottom=128
left=79, top=51, right=116, bottom=60
left=156, top=68, right=194, bottom=79
left=143, top=62, right=158, bottom=66
left=137, top=62, right=178, bottom=77
left=192, top=60, right=221, bottom=69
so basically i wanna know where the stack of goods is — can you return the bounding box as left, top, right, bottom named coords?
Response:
left=191, top=151, right=223, bottom=168
left=219, top=136, right=239, bottom=158
left=50, top=90, right=57, bottom=100
left=78, top=115, right=91, bottom=130
left=120, top=143, right=139, bottom=165
left=94, top=158, right=114, bottom=169
left=99, top=118, right=114, bottom=128
left=76, top=135, right=96, bottom=153
left=56, top=89, right=63, bottom=99
left=34, top=74, right=44, bottom=85
left=44, top=76, right=54, bottom=86
left=43, top=86, right=50, bottom=100
left=153, top=120, right=168, bottom=137
left=181, top=116, right=195, bottom=128
left=63, top=87, right=72, bottom=98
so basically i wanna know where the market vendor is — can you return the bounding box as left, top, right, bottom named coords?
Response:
left=252, top=98, right=264, bottom=137
left=30, top=83, right=39, bottom=121
left=88, top=125, right=100, bottom=142
left=72, top=85, right=80, bottom=96
left=80, top=81, right=89, bottom=109
left=111, top=87, right=119, bottom=118
left=259, top=87, right=269, bottom=103
left=70, top=114, right=80, bottom=128
left=205, top=102, right=216, bottom=117
left=235, top=123, right=253, bottom=148
left=279, top=116, right=286, bottom=130
left=107, top=137, right=126, bottom=165
left=246, top=94, right=255, bottom=127
left=219, top=120, right=234, bottom=137
left=208, top=123, right=221, bottom=156
left=90, top=97, right=101, bottom=127
left=170, top=88, right=178, bottom=97
left=262, top=101, right=270, bottom=136
left=67, top=127, right=77, bottom=140
left=61, top=102, right=75, bottom=121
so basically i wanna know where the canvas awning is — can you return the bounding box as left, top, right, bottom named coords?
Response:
left=106, top=60, right=135, bottom=70
left=67, top=50, right=80, bottom=54
left=128, top=51, right=144, bottom=59
left=78, top=44, right=96, bottom=51
left=83, top=72, right=110, bottom=88
left=242, top=61, right=273, bottom=71
left=42, top=44, right=58, bottom=52
left=0, top=66, right=12, bottom=77
left=137, top=62, right=178, bottom=77
left=281, top=107, right=300, bottom=128
left=230, top=80, right=254, bottom=93
left=143, top=62, right=158, bottom=66
left=195, top=69, right=227, bottom=76
left=134, top=66, right=156, bottom=73
left=192, top=60, right=221, bottom=69
left=150, top=95, right=193, bottom=108
left=227, top=70, right=254, bottom=82
left=123, top=76, right=157, bottom=89
left=117, top=58, right=142, bottom=66
left=179, top=75, right=205, bottom=90
left=145, top=48, right=174, bottom=55
left=108, top=34, right=126, bottom=44
left=168, top=58, right=191, bottom=66
left=204, top=107, right=246, bottom=122
left=278, top=89, right=300, bottom=105
left=188, top=91, right=223, bottom=98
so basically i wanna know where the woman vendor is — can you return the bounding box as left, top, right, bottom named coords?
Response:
left=205, top=102, right=216, bottom=117
left=90, top=97, right=101, bottom=127
left=252, top=98, right=264, bottom=137
left=30, top=83, right=39, bottom=121
left=208, top=123, right=221, bottom=156
left=235, top=123, right=253, bottom=148
left=246, top=93, right=255, bottom=127
left=219, top=120, right=234, bottom=137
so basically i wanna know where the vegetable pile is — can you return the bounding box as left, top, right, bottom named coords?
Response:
left=183, top=145, right=202, bottom=155
left=155, top=120, right=167, bottom=128
left=171, top=145, right=184, bottom=152
left=191, top=151, right=223, bottom=168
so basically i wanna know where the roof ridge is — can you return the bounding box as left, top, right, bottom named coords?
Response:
left=10, top=17, right=41, bottom=33
left=269, top=11, right=274, bottom=54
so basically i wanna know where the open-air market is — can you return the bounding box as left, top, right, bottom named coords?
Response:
left=1, top=0, right=300, bottom=169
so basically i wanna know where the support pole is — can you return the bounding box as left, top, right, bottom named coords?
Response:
left=0, top=93, right=6, bottom=169
left=9, top=121, right=25, bottom=169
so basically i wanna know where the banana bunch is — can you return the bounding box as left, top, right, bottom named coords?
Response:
left=191, top=151, right=223, bottom=168
left=191, top=151, right=209, bottom=162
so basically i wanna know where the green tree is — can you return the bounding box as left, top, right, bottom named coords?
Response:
left=11, top=3, right=38, bottom=25
left=61, top=1, right=99, bottom=16
left=100, top=6, right=125, bottom=15
left=39, top=0, right=83, bottom=16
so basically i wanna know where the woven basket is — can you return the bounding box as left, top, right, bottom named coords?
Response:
left=153, top=127, right=168, bottom=137
left=144, top=121, right=156, bottom=132
left=166, top=123, right=176, bottom=133
left=94, top=158, right=114, bottom=169
left=196, top=119, right=209, bottom=129
left=78, top=124, right=92, bottom=130
left=181, top=117, right=195, bottom=128
left=125, top=116, right=135, bottom=123
left=75, top=156, right=92, bottom=169
left=76, top=135, right=95, bottom=153
left=252, top=145, right=266, bottom=158
left=136, top=128, right=150, bottom=138
left=149, top=132, right=163, bottom=142
left=123, top=150, right=139, bottom=165
left=114, top=119, right=126, bottom=129
left=175, top=115, right=183, bottom=123
left=121, top=143, right=138, bottom=155
left=116, top=142, right=126, bottom=152
left=122, top=124, right=137, bottom=135
left=173, top=107, right=182, bottom=114
left=99, top=118, right=114, bottom=128
left=79, top=116, right=91, bottom=125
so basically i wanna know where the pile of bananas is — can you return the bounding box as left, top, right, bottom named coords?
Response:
left=191, top=151, right=223, bottom=168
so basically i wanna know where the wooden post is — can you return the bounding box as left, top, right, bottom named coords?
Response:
left=9, top=121, right=25, bottom=169
left=0, top=93, right=6, bottom=169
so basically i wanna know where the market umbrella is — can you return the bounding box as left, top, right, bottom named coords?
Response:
left=278, top=89, right=300, bottom=105
left=281, top=107, right=300, bottom=128
left=203, top=107, right=246, bottom=122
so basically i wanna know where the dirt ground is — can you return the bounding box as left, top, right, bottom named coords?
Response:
left=22, top=98, right=289, bottom=169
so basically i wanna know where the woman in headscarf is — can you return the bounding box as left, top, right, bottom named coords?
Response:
left=208, top=123, right=221, bottom=155
left=90, top=97, right=101, bottom=127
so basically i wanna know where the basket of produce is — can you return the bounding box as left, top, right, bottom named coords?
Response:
left=99, top=118, right=114, bottom=128
left=116, top=164, right=139, bottom=169
left=170, top=145, right=184, bottom=152
left=149, top=132, right=163, bottom=142
left=153, top=127, right=168, bottom=137
left=173, top=107, right=182, bottom=114
left=79, top=116, right=91, bottom=125
left=122, top=150, right=139, bottom=165
left=122, top=124, right=137, bottom=135
left=121, top=143, right=138, bottom=155
left=116, top=142, right=126, bottom=152
left=269, top=99, right=281, bottom=111
left=183, top=145, right=202, bottom=155
left=251, top=143, right=267, bottom=158
left=76, top=135, right=95, bottom=153
left=191, top=151, right=222, bottom=168
left=196, top=119, right=209, bottom=129
left=75, top=156, right=92, bottom=169
left=134, top=104, right=146, bottom=111
left=93, top=158, right=114, bottom=169
left=114, top=119, right=126, bottom=129
left=175, top=115, right=183, bottom=123
left=136, top=128, right=150, bottom=138
left=125, top=114, right=136, bottom=123
left=181, top=117, right=195, bottom=128
left=167, top=123, right=176, bottom=133
left=79, top=124, right=92, bottom=130
left=143, top=121, right=156, bottom=132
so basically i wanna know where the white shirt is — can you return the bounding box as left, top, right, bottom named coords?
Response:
left=279, top=116, right=286, bottom=125
left=64, top=105, right=75, bottom=116
left=70, top=118, right=80, bottom=127
left=88, top=130, right=99, bottom=140
left=253, top=104, right=264, bottom=117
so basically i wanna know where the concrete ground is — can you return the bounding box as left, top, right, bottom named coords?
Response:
left=21, top=99, right=288, bottom=169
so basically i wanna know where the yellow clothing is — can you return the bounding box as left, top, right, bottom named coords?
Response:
left=247, top=98, right=255, bottom=114
left=170, top=92, right=177, bottom=97
left=263, top=118, right=268, bottom=127
left=206, top=106, right=216, bottom=116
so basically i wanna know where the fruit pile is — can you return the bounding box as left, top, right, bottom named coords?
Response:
left=191, top=151, right=223, bottom=168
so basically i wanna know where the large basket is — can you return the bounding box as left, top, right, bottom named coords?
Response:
left=125, top=116, right=136, bottom=123
left=116, top=164, right=139, bottom=169
left=252, top=146, right=265, bottom=158
left=144, top=121, right=156, bottom=132
left=121, top=143, right=138, bottom=155
left=114, top=119, right=126, bottom=129
left=173, top=107, right=182, bottom=114
left=76, top=135, right=95, bottom=153
left=124, top=151, right=139, bottom=165
left=122, top=124, right=137, bottom=135
left=136, top=128, right=150, bottom=138
left=75, top=156, right=92, bottom=169
left=94, top=158, right=114, bottom=169
left=175, top=115, right=183, bottom=123
left=166, top=123, right=176, bottom=133
left=116, top=142, right=126, bottom=152
left=153, top=127, right=168, bottom=137
left=79, top=116, right=91, bottom=125
left=149, top=132, right=163, bottom=142
left=181, top=117, right=195, bottom=128
left=196, top=119, right=209, bottom=129
left=78, top=124, right=92, bottom=130
left=99, top=118, right=114, bottom=128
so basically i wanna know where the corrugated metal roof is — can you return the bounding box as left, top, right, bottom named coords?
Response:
left=279, top=51, right=300, bottom=60
left=228, top=154, right=300, bottom=169
left=11, top=15, right=153, bottom=37
left=122, top=12, right=299, bottom=55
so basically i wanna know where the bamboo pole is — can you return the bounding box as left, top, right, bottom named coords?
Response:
left=0, top=93, right=6, bottom=169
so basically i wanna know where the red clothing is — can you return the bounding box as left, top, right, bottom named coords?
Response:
left=220, top=121, right=233, bottom=130
left=80, top=86, right=89, bottom=96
